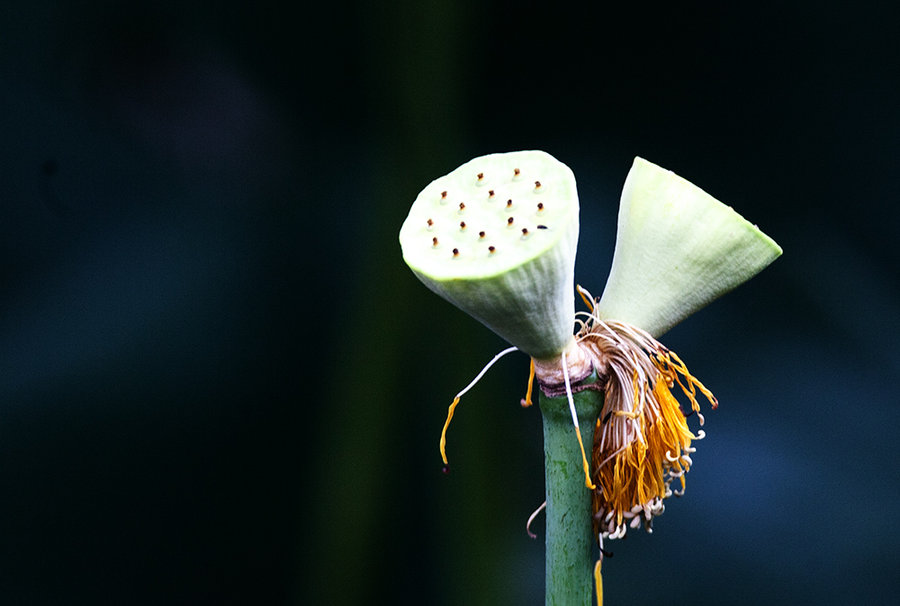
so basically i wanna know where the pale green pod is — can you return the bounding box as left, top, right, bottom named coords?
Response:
left=399, top=151, right=579, bottom=360
left=596, top=157, right=783, bottom=337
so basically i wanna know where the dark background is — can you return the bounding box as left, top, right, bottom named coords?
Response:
left=2, top=1, right=898, bottom=604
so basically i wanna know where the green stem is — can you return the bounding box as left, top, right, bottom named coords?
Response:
left=539, top=376, right=603, bottom=606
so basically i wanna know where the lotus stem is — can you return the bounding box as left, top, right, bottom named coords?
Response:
left=539, top=375, right=603, bottom=606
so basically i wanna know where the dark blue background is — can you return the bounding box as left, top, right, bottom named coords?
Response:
left=1, top=1, right=897, bottom=604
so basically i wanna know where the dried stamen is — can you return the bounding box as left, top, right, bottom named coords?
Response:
left=526, top=501, right=546, bottom=539
left=439, top=347, right=519, bottom=466
left=570, top=297, right=716, bottom=541
left=520, top=358, right=535, bottom=407
left=561, top=348, right=597, bottom=490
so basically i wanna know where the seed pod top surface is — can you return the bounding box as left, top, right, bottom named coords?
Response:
left=400, top=150, right=578, bottom=280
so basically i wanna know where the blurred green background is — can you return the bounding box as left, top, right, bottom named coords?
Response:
left=2, top=1, right=898, bottom=604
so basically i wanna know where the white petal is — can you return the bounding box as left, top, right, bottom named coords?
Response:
left=596, top=157, right=782, bottom=337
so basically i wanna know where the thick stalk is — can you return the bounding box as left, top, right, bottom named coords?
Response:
left=539, top=378, right=602, bottom=606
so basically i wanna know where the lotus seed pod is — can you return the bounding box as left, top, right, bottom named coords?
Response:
left=399, top=151, right=579, bottom=360
left=596, top=157, right=782, bottom=337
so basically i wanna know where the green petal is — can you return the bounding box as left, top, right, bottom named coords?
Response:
left=399, top=150, right=579, bottom=359
left=596, top=157, right=782, bottom=337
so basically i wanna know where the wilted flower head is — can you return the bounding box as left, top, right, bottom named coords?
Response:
left=400, top=151, right=782, bottom=541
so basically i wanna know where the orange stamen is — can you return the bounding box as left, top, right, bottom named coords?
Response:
left=521, top=359, right=535, bottom=407
left=577, top=284, right=596, bottom=311
left=437, top=346, right=519, bottom=468
left=439, top=396, right=461, bottom=465
left=594, top=558, right=604, bottom=606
